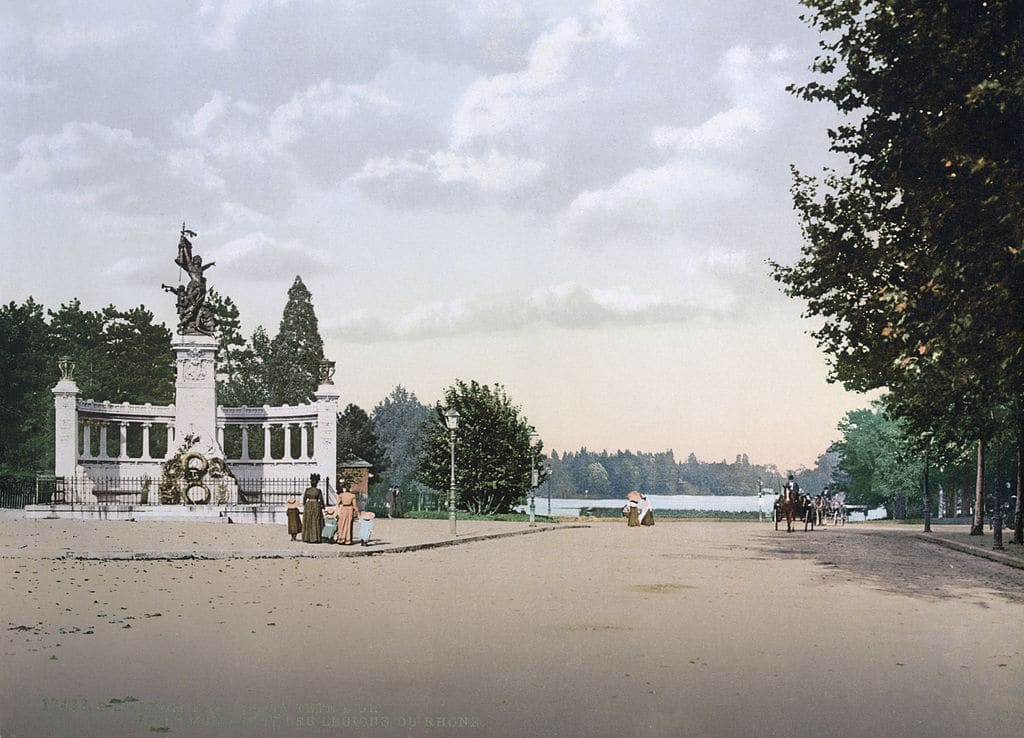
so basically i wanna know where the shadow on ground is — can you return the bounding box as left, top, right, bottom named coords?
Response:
left=750, top=526, right=1024, bottom=605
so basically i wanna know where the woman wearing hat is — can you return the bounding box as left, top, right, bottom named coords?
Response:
left=301, top=474, right=325, bottom=543
left=336, top=484, right=358, bottom=545
left=285, top=497, right=303, bottom=541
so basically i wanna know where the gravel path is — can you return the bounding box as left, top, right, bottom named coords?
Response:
left=2, top=520, right=1021, bottom=737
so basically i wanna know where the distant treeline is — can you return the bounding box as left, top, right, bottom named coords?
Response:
left=546, top=449, right=837, bottom=499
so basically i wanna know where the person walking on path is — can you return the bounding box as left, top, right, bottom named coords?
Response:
left=286, top=497, right=303, bottom=541
left=337, top=486, right=359, bottom=545
left=301, top=474, right=325, bottom=544
left=624, top=499, right=640, bottom=527
left=639, top=495, right=655, bottom=526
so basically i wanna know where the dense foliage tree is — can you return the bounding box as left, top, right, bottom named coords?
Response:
left=371, top=385, right=432, bottom=497
left=267, top=276, right=324, bottom=406
left=206, top=288, right=251, bottom=405
left=0, top=298, right=173, bottom=475
left=0, top=299, right=53, bottom=474
left=774, top=0, right=1023, bottom=537
left=336, top=403, right=387, bottom=474
left=416, top=380, right=545, bottom=515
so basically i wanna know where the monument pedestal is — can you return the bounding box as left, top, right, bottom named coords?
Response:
left=173, top=335, right=219, bottom=450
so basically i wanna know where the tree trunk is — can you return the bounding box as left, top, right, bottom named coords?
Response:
left=970, top=438, right=985, bottom=536
left=923, top=452, right=931, bottom=533
left=1014, top=432, right=1023, bottom=546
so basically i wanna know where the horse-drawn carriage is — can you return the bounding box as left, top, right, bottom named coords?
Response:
left=773, top=490, right=818, bottom=532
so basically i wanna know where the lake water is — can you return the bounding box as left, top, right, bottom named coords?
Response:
left=518, top=494, right=888, bottom=520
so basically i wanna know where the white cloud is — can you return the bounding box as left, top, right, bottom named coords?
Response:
left=562, top=159, right=750, bottom=233
left=352, top=148, right=545, bottom=194
left=652, top=107, right=765, bottom=152
left=198, top=0, right=260, bottom=51
left=323, top=280, right=719, bottom=342
left=267, top=80, right=394, bottom=149
left=0, top=74, right=56, bottom=94
left=451, top=2, right=641, bottom=146
left=34, top=20, right=150, bottom=58
left=207, top=231, right=332, bottom=280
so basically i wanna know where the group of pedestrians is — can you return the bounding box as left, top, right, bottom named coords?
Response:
left=623, top=492, right=655, bottom=527
left=286, top=473, right=376, bottom=546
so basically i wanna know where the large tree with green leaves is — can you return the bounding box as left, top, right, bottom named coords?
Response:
left=336, top=403, right=386, bottom=474
left=206, top=288, right=251, bottom=405
left=773, top=0, right=1023, bottom=535
left=0, top=299, right=53, bottom=474
left=371, top=385, right=431, bottom=495
left=417, top=380, right=546, bottom=515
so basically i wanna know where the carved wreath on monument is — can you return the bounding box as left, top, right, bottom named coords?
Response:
left=159, top=434, right=230, bottom=505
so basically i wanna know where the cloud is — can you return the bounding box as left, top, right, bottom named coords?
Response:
left=323, top=280, right=720, bottom=342
left=34, top=20, right=151, bottom=58
left=559, top=158, right=751, bottom=247
left=651, top=107, right=765, bottom=152
left=198, top=0, right=261, bottom=51
left=352, top=148, right=546, bottom=197
left=451, top=1, right=640, bottom=147
left=206, top=231, right=332, bottom=280
left=5, top=122, right=226, bottom=221
left=0, top=74, right=57, bottom=94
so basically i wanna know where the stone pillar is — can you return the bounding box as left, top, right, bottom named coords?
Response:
left=240, top=425, right=250, bottom=462
left=82, top=423, right=93, bottom=459
left=98, top=424, right=109, bottom=459
left=263, top=423, right=273, bottom=460
left=314, top=381, right=340, bottom=491
left=172, top=335, right=220, bottom=456
left=119, top=422, right=129, bottom=459
left=165, top=423, right=175, bottom=459
left=52, top=374, right=80, bottom=481
left=300, top=423, right=310, bottom=460
left=284, top=423, right=294, bottom=460
left=141, top=423, right=152, bottom=460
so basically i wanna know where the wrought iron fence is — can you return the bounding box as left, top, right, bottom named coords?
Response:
left=0, top=476, right=47, bottom=508
left=236, top=478, right=313, bottom=507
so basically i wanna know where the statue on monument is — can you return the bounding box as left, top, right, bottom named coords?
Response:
left=163, top=222, right=216, bottom=336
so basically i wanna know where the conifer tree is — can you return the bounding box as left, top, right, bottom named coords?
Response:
left=267, top=276, right=324, bottom=406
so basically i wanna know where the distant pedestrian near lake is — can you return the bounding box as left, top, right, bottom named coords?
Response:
left=624, top=491, right=641, bottom=527
left=638, top=495, right=654, bottom=526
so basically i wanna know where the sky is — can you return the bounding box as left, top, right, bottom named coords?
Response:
left=0, top=0, right=873, bottom=472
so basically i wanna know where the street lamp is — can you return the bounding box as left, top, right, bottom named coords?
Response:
left=445, top=408, right=460, bottom=537
left=528, top=432, right=538, bottom=527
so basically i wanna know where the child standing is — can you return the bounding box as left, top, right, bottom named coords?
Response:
left=285, top=497, right=302, bottom=541
left=358, top=511, right=375, bottom=546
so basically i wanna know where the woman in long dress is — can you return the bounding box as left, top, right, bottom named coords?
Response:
left=301, top=474, right=325, bottom=543
left=337, top=486, right=358, bottom=545
left=625, top=499, right=640, bottom=527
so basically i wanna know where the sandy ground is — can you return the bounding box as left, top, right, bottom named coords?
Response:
left=1, top=519, right=1022, bottom=738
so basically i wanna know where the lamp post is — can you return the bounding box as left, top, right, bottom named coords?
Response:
left=445, top=408, right=460, bottom=537
left=757, top=478, right=764, bottom=523
left=528, top=431, right=538, bottom=527
left=546, top=463, right=552, bottom=516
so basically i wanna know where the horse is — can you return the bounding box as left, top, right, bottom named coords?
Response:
left=798, top=494, right=816, bottom=531
left=773, top=493, right=797, bottom=532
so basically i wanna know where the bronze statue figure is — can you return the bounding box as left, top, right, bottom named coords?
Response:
left=167, top=223, right=216, bottom=335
